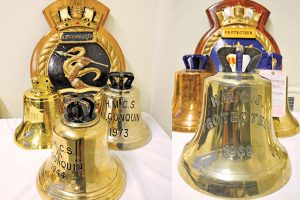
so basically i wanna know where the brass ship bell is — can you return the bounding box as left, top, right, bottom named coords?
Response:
left=172, top=54, right=213, bottom=132
left=15, top=76, right=60, bottom=149
left=37, top=89, right=126, bottom=200
left=273, top=78, right=300, bottom=137
left=259, top=53, right=300, bottom=137
left=98, top=72, right=151, bottom=150
left=178, top=47, right=291, bottom=199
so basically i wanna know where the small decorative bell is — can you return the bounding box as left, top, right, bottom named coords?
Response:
left=172, top=54, right=213, bottom=132
left=98, top=72, right=151, bottom=150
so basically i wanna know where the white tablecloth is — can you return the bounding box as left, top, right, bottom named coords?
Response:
left=0, top=113, right=171, bottom=200
left=172, top=112, right=300, bottom=200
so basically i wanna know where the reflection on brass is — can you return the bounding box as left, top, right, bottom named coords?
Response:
left=178, top=47, right=291, bottom=199
left=37, top=89, right=126, bottom=199
left=14, top=76, right=61, bottom=149
left=172, top=55, right=213, bottom=132
left=273, top=77, right=300, bottom=137
left=97, top=72, right=151, bottom=150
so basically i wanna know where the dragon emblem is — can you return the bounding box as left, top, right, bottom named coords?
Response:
left=56, top=47, right=109, bottom=89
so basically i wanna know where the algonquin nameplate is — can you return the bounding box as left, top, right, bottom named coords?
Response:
left=60, top=32, right=95, bottom=42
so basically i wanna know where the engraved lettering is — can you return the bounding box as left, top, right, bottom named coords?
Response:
left=240, top=91, right=250, bottom=103
left=206, top=118, right=214, bottom=129
left=61, top=32, right=94, bottom=41
left=212, top=114, right=221, bottom=126
left=211, top=95, right=220, bottom=107
left=221, top=112, right=229, bottom=123
left=230, top=112, right=238, bottom=122
left=241, top=112, right=249, bottom=123
left=251, top=113, right=258, bottom=123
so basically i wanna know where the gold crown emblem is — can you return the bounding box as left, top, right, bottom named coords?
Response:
left=51, top=5, right=102, bottom=30
left=216, top=4, right=262, bottom=27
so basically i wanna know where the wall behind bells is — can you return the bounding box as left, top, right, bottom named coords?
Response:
left=0, top=0, right=173, bottom=135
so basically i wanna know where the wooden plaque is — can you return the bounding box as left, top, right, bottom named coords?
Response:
left=195, top=0, right=282, bottom=72
left=30, top=0, right=125, bottom=90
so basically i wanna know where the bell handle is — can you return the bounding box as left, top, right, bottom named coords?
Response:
left=109, top=72, right=134, bottom=90
left=260, top=52, right=282, bottom=70
left=217, top=47, right=262, bottom=72
left=81, top=97, right=95, bottom=119
left=271, top=53, right=282, bottom=70
left=217, top=47, right=236, bottom=72
left=64, top=97, right=96, bottom=123
left=244, top=48, right=262, bottom=72
left=123, top=72, right=134, bottom=89
left=183, top=54, right=208, bottom=70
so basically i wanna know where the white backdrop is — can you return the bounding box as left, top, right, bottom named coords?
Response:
left=0, top=0, right=300, bottom=135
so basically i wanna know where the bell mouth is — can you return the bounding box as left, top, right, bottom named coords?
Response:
left=178, top=150, right=291, bottom=199
left=36, top=155, right=126, bottom=200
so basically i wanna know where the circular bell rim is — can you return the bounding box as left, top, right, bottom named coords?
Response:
left=178, top=153, right=291, bottom=199
left=108, top=121, right=152, bottom=151
left=36, top=155, right=126, bottom=200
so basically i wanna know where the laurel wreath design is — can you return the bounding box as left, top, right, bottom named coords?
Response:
left=36, top=34, right=59, bottom=76
left=36, top=28, right=121, bottom=76
left=255, top=30, right=274, bottom=52
left=96, top=34, right=121, bottom=72
left=203, top=30, right=222, bottom=55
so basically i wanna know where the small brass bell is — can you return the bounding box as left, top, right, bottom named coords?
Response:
left=273, top=78, right=300, bottom=137
left=98, top=72, right=151, bottom=150
left=178, top=47, right=291, bottom=199
left=259, top=53, right=300, bottom=137
left=15, top=76, right=61, bottom=149
left=37, top=89, right=126, bottom=200
left=172, top=54, right=213, bottom=132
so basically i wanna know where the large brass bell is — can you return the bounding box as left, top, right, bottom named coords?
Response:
left=98, top=72, right=151, bottom=150
left=172, top=55, right=213, bottom=132
left=37, top=89, right=126, bottom=200
left=15, top=76, right=60, bottom=149
left=178, top=47, right=291, bottom=199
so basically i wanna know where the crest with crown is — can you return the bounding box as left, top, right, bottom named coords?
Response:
left=216, top=3, right=262, bottom=27
left=43, top=0, right=110, bottom=31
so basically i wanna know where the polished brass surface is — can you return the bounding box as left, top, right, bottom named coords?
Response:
left=273, top=77, right=300, bottom=137
left=98, top=72, right=151, bottom=151
left=178, top=47, right=291, bottom=199
left=15, top=76, right=60, bottom=149
left=172, top=69, right=213, bottom=132
left=37, top=90, right=126, bottom=200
